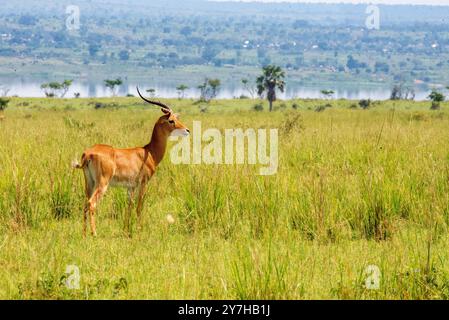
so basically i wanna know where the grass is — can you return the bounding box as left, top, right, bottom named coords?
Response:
left=0, top=97, right=449, bottom=299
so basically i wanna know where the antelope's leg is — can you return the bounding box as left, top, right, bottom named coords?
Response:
left=82, top=168, right=94, bottom=238
left=83, top=203, right=89, bottom=238
left=88, top=182, right=108, bottom=237
left=125, top=188, right=136, bottom=234
left=136, top=182, right=148, bottom=225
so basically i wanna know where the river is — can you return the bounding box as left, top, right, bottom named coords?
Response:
left=0, top=79, right=434, bottom=101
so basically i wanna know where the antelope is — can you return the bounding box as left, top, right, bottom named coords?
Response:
left=72, top=87, right=190, bottom=237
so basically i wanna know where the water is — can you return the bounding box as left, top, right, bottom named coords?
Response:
left=1, top=79, right=433, bottom=101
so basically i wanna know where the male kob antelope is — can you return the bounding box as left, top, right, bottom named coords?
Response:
left=73, top=87, right=190, bottom=237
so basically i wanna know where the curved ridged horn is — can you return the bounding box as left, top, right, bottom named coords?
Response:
left=136, top=86, right=171, bottom=112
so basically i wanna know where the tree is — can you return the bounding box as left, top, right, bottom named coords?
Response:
left=390, top=83, right=415, bottom=100
left=119, top=50, right=130, bottom=61
left=256, top=65, right=285, bottom=112
left=320, top=90, right=334, bottom=99
left=241, top=78, right=256, bottom=99
left=374, top=61, right=390, bottom=73
left=293, top=19, right=309, bottom=29
left=104, top=78, right=123, bottom=96
left=180, top=26, right=193, bottom=36
left=176, top=84, right=189, bottom=99
left=198, top=82, right=209, bottom=101
left=208, top=79, right=221, bottom=99
left=60, top=79, right=73, bottom=98
left=146, top=88, right=156, bottom=98
left=428, top=90, right=445, bottom=110
left=201, top=46, right=219, bottom=62
left=18, top=15, right=37, bottom=26
left=346, top=55, right=358, bottom=70
left=390, top=85, right=402, bottom=100
left=41, top=82, right=60, bottom=97
left=40, top=80, right=73, bottom=98
left=198, top=78, right=221, bottom=102
left=0, top=86, right=10, bottom=97
left=88, top=43, right=101, bottom=57
left=346, top=55, right=367, bottom=70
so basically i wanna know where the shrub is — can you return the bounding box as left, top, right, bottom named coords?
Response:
left=0, top=97, right=10, bottom=111
left=281, top=112, right=304, bottom=134
left=315, top=105, right=326, bottom=112
left=358, top=99, right=371, bottom=109
left=94, top=102, right=120, bottom=109
left=315, top=103, right=332, bottom=112
left=430, top=101, right=441, bottom=110
left=253, top=103, right=264, bottom=111
left=198, top=105, right=208, bottom=113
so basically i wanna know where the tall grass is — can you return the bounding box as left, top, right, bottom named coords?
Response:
left=0, top=97, right=448, bottom=299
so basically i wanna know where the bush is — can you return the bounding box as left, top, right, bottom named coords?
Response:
left=198, top=105, right=208, bottom=113
left=430, top=101, right=441, bottom=110
left=253, top=103, right=264, bottom=111
left=93, top=102, right=120, bottom=109
left=292, top=102, right=299, bottom=110
left=315, top=103, right=332, bottom=112
left=281, top=112, right=304, bottom=134
left=358, top=99, right=371, bottom=109
left=315, top=105, right=326, bottom=112
left=0, top=97, right=10, bottom=111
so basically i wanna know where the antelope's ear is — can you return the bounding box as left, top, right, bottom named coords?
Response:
left=161, top=108, right=170, bottom=114
left=173, top=113, right=180, bottom=118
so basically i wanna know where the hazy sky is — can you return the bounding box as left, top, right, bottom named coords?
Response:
left=225, top=0, right=449, bottom=5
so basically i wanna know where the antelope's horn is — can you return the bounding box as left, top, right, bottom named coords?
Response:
left=136, top=86, right=171, bottom=112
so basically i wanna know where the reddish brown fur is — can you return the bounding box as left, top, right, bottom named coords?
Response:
left=74, top=111, right=189, bottom=237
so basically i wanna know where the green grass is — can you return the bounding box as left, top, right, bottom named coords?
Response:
left=1, top=97, right=449, bottom=299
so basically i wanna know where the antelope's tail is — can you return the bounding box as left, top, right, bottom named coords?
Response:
left=72, top=153, right=87, bottom=169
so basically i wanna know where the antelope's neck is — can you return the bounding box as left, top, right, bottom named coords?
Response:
left=146, top=125, right=169, bottom=166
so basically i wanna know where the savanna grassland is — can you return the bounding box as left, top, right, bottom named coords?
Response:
left=0, top=97, right=449, bottom=299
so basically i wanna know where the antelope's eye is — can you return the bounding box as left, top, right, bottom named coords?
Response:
left=168, top=120, right=175, bottom=124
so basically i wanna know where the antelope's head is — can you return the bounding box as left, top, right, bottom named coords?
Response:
left=137, top=87, right=190, bottom=137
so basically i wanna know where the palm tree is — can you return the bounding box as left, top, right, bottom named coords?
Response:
left=256, top=65, right=285, bottom=111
